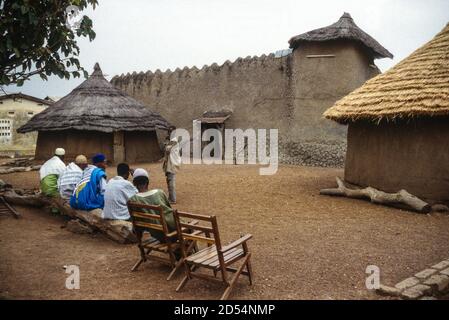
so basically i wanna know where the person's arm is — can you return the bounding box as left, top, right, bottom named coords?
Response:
left=165, top=144, right=173, bottom=154
left=57, top=173, right=62, bottom=189
left=124, top=182, right=138, bottom=200
left=159, top=189, right=172, bottom=208
left=100, top=177, right=107, bottom=195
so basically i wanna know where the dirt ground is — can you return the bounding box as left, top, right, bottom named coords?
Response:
left=1, top=163, right=449, bottom=300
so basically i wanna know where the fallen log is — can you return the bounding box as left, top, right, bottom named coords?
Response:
left=3, top=189, right=136, bottom=244
left=0, top=165, right=41, bottom=174
left=320, top=177, right=431, bottom=213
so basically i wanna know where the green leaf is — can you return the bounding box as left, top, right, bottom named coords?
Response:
left=13, top=47, right=21, bottom=58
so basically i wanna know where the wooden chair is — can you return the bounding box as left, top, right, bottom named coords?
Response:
left=127, top=202, right=198, bottom=281
left=174, top=210, right=253, bottom=300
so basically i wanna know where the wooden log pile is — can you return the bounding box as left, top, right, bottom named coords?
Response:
left=320, top=177, right=432, bottom=213
left=0, top=157, right=41, bottom=174
left=0, top=165, right=41, bottom=174
left=1, top=187, right=136, bottom=244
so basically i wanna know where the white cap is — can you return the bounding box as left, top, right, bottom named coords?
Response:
left=133, top=168, right=149, bottom=179
left=75, top=154, right=87, bottom=164
left=55, top=148, right=65, bottom=156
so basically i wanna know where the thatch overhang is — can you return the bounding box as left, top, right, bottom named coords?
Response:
left=324, top=23, right=449, bottom=124
left=17, top=63, right=171, bottom=133
left=289, top=13, right=393, bottom=59
left=197, top=109, right=232, bottom=124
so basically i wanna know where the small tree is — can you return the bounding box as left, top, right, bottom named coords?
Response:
left=0, top=0, right=98, bottom=87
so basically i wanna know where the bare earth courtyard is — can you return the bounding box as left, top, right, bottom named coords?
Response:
left=0, top=163, right=448, bottom=300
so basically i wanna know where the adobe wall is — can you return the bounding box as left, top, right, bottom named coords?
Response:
left=345, top=118, right=449, bottom=203
left=112, top=53, right=291, bottom=134
left=111, top=40, right=380, bottom=167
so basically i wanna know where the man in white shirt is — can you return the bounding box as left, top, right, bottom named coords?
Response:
left=40, top=148, right=67, bottom=197
left=163, top=136, right=181, bottom=204
left=102, top=163, right=138, bottom=220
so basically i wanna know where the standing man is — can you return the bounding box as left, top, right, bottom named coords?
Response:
left=102, top=163, right=138, bottom=220
left=163, top=136, right=181, bottom=204
left=58, top=155, right=88, bottom=199
left=40, top=148, right=66, bottom=197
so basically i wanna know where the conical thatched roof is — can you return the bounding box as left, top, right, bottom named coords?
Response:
left=289, top=13, right=393, bottom=59
left=18, top=63, right=171, bottom=133
left=324, top=23, right=449, bottom=124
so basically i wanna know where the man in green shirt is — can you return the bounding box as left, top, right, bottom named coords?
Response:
left=128, top=168, right=176, bottom=242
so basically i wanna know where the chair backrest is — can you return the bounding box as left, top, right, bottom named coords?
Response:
left=127, top=202, right=170, bottom=236
left=174, top=210, right=225, bottom=259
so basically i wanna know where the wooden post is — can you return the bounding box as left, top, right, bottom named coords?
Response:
left=113, top=131, right=125, bottom=164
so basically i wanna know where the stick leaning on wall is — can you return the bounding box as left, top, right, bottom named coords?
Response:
left=320, top=177, right=431, bottom=213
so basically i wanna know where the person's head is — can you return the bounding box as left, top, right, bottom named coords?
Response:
left=168, top=125, right=176, bottom=135
left=55, top=148, right=65, bottom=161
left=132, top=168, right=149, bottom=192
left=117, top=163, right=130, bottom=180
left=92, top=153, right=107, bottom=170
left=170, top=137, right=179, bottom=145
left=75, top=154, right=88, bottom=170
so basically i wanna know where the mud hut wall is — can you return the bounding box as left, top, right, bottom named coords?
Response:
left=344, top=118, right=449, bottom=203
left=124, top=130, right=161, bottom=163
left=35, top=130, right=113, bottom=162
left=113, top=131, right=125, bottom=164
left=111, top=42, right=378, bottom=167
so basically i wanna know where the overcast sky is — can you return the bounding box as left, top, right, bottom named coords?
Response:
left=5, top=0, right=449, bottom=99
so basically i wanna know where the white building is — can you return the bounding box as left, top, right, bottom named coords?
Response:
left=0, top=93, right=52, bottom=147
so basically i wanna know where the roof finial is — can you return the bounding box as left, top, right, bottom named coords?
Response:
left=92, top=62, right=103, bottom=77
left=341, top=12, right=352, bottom=19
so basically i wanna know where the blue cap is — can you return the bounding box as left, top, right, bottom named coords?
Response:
left=92, top=153, right=106, bottom=164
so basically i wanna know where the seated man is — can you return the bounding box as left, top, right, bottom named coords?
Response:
left=70, top=153, right=108, bottom=210
left=40, top=148, right=66, bottom=197
left=102, top=163, right=138, bottom=220
left=58, top=155, right=88, bottom=199
left=128, top=168, right=176, bottom=242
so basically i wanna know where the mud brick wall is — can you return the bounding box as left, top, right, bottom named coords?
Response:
left=111, top=40, right=379, bottom=167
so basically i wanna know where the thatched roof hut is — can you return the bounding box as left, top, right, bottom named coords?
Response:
left=289, top=12, right=393, bottom=59
left=323, top=23, right=449, bottom=203
left=324, top=23, right=449, bottom=123
left=18, top=63, right=172, bottom=163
